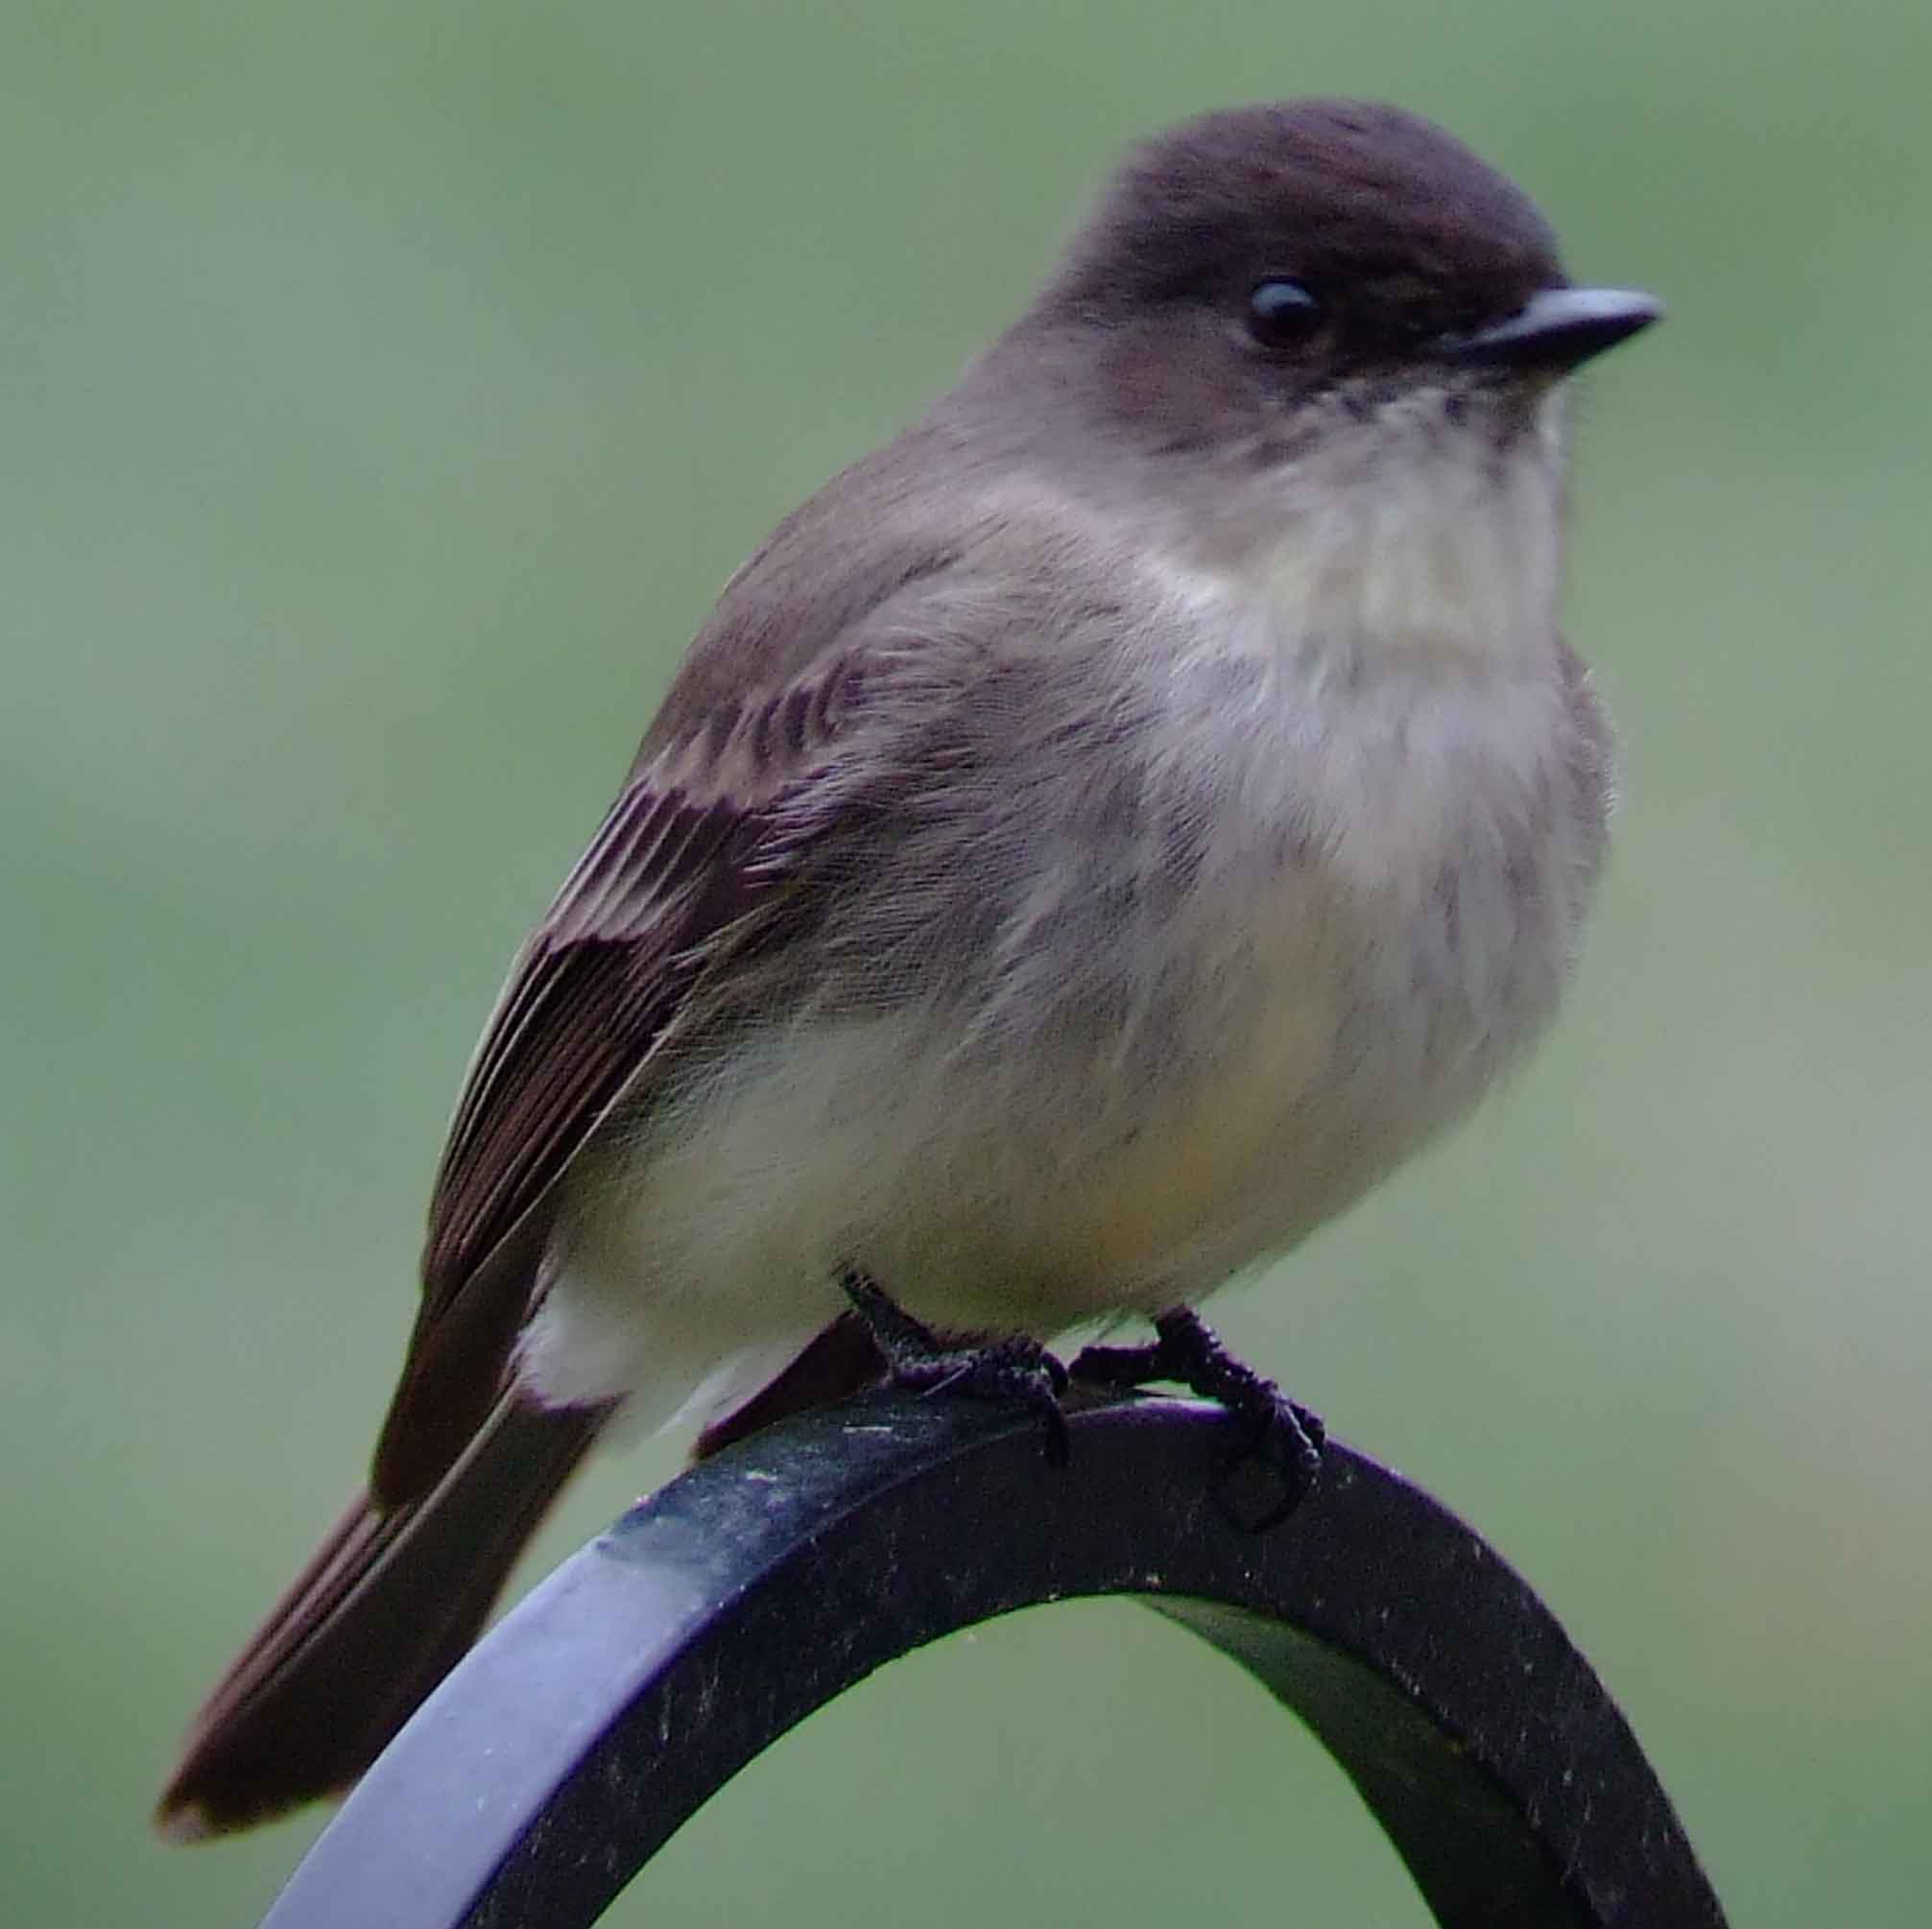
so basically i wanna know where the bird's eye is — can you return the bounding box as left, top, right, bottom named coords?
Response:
left=1246, top=278, right=1323, bottom=348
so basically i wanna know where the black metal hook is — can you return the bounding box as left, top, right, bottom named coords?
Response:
left=260, top=1392, right=1728, bottom=1927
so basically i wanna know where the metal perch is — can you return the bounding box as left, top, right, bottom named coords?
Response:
left=260, top=1390, right=1728, bottom=1928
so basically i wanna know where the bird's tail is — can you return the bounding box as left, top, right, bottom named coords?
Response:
left=155, top=1395, right=608, bottom=1841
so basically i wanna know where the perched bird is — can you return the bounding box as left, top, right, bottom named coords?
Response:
left=159, top=98, right=1658, bottom=1838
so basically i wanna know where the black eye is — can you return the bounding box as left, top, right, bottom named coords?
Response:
left=1246, top=277, right=1323, bottom=348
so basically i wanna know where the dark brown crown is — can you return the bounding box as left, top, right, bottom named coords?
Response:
left=1040, top=101, right=1565, bottom=345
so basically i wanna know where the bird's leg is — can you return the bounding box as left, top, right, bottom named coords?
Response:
left=839, top=1268, right=1071, bottom=1465
left=1071, top=1309, right=1324, bottom=1530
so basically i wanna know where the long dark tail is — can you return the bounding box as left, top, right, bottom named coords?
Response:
left=157, top=1313, right=884, bottom=1839
left=155, top=1396, right=608, bottom=1840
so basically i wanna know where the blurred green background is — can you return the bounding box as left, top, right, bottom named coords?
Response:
left=4, top=1, right=1927, bottom=1922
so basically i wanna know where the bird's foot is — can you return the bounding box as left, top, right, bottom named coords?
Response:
left=840, top=1269, right=1071, bottom=1465
left=1071, top=1309, right=1324, bottom=1531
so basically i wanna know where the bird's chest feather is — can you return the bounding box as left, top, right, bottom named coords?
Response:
left=1161, top=437, right=1600, bottom=1122
left=1243, top=668, right=1589, bottom=1111
left=1004, top=587, right=1608, bottom=1304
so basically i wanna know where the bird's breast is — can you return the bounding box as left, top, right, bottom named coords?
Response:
left=986, top=622, right=1611, bottom=1311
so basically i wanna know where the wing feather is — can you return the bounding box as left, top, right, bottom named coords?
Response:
left=372, top=655, right=865, bottom=1505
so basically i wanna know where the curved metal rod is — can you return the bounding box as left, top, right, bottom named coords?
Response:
left=260, top=1392, right=1728, bottom=1928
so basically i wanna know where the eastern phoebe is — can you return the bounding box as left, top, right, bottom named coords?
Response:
left=159, top=99, right=1658, bottom=1837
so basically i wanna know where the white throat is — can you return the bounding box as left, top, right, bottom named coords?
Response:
left=1202, top=387, right=1567, bottom=676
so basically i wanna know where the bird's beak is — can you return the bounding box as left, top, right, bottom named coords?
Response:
left=1443, top=286, right=1662, bottom=373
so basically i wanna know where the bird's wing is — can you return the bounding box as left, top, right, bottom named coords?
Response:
left=371, top=644, right=875, bottom=1505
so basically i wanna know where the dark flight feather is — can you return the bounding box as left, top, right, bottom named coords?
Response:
left=374, top=651, right=873, bottom=1507
left=156, top=1397, right=607, bottom=1838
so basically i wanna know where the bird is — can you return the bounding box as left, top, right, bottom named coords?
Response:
left=157, top=97, right=1658, bottom=1838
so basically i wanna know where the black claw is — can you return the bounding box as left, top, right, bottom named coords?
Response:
left=1215, top=1393, right=1324, bottom=1533
left=1070, top=1309, right=1324, bottom=1532
left=840, top=1269, right=1071, bottom=1465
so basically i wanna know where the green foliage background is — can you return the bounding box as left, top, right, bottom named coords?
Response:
left=5, top=3, right=1927, bottom=1922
